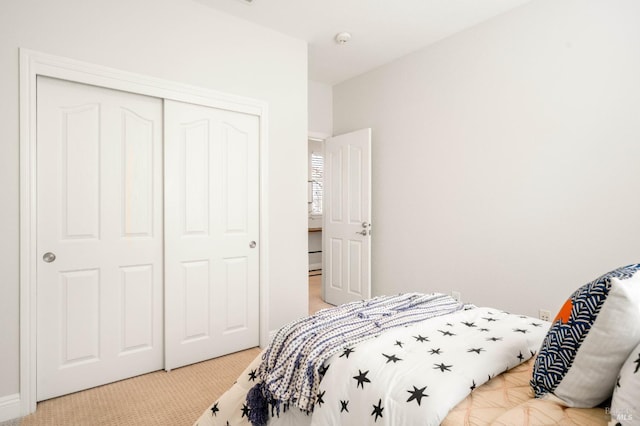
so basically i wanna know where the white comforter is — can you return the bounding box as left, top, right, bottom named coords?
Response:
left=195, top=306, right=548, bottom=426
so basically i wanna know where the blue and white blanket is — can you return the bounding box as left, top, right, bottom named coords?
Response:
left=195, top=298, right=548, bottom=426
left=247, top=293, right=464, bottom=423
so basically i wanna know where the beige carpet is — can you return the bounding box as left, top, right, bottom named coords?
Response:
left=19, top=347, right=261, bottom=426
left=15, top=276, right=333, bottom=426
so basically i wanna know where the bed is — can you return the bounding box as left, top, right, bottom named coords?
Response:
left=194, top=292, right=614, bottom=425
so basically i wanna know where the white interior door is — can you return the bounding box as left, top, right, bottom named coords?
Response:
left=323, top=128, right=372, bottom=306
left=36, top=77, right=164, bottom=401
left=164, top=100, right=260, bottom=370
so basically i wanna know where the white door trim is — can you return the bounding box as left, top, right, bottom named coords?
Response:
left=308, top=131, right=330, bottom=142
left=19, top=49, right=270, bottom=415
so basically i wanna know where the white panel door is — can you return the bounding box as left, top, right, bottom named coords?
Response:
left=164, top=100, right=260, bottom=370
left=36, top=77, right=163, bottom=401
left=323, top=129, right=372, bottom=306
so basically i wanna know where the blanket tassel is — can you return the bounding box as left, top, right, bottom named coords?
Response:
left=247, top=383, right=269, bottom=426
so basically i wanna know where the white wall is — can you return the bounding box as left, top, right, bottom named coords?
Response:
left=0, top=0, right=308, bottom=407
left=308, top=80, right=333, bottom=136
left=333, top=0, right=640, bottom=318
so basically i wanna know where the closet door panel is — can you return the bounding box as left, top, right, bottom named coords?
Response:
left=122, top=109, right=155, bottom=238
left=36, top=77, right=163, bottom=401
left=164, top=100, right=260, bottom=370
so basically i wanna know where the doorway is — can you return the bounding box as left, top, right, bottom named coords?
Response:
left=306, top=129, right=373, bottom=310
left=308, top=137, right=324, bottom=279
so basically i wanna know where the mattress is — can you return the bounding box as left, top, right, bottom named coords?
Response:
left=194, top=295, right=611, bottom=425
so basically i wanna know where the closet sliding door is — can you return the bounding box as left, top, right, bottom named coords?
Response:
left=36, top=77, right=164, bottom=401
left=34, top=75, right=261, bottom=401
left=164, top=100, right=260, bottom=370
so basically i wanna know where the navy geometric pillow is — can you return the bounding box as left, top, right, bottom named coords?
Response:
left=530, top=264, right=640, bottom=407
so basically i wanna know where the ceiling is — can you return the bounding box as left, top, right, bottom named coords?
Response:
left=195, top=0, right=532, bottom=85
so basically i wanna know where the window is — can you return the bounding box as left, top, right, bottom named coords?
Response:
left=310, top=151, right=323, bottom=215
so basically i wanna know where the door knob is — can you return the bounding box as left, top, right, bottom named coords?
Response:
left=362, top=221, right=370, bottom=228
left=355, top=230, right=367, bottom=236
left=249, top=241, right=257, bottom=248
left=43, top=252, right=56, bottom=263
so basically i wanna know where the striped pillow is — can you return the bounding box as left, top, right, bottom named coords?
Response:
left=530, top=264, right=640, bottom=407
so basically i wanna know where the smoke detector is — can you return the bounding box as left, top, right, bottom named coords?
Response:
left=335, top=32, right=352, bottom=45
left=235, top=0, right=255, bottom=4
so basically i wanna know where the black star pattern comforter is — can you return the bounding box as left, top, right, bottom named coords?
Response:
left=195, top=306, right=548, bottom=426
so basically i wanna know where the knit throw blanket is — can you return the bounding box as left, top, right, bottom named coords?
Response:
left=246, top=292, right=464, bottom=425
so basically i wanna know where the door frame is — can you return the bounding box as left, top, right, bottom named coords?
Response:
left=19, top=49, right=271, bottom=415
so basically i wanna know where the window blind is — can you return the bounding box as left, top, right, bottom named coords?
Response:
left=310, top=152, right=323, bottom=215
